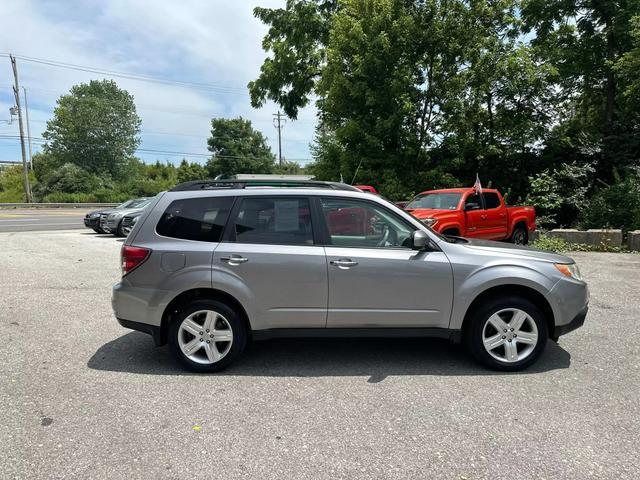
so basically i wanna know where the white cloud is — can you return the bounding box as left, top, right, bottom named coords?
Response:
left=0, top=0, right=317, bottom=165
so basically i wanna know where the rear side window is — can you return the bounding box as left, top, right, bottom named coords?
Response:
left=231, top=197, right=313, bottom=245
left=482, top=192, right=501, bottom=209
left=157, top=196, right=234, bottom=242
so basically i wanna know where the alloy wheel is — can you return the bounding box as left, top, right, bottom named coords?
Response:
left=482, top=308, right=539, bottom=363
left=177, top=310, right=234, bottom=364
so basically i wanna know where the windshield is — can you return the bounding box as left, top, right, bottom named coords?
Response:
left=406, top=192, right=461, bottom=210
left=117, top=200, right=134, bottom=208
left=128, top=198, right=151, bottom=208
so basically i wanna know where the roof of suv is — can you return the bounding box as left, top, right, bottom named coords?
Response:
left=170, top=179, right=360, bottom=192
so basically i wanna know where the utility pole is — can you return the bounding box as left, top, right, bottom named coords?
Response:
left=22, top=87, right=34, bottom=171
left=272, top=111, right=286, bottom=167
left=10, top=54, right=32, bottom=202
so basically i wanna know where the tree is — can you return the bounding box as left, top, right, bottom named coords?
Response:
left=206, top=117, right=275, bottom=177
left=177, top=159, right=208, bottom=183
left=522, top=0, right=640, bottom=179
left=42, top=79, right=141, bottom=179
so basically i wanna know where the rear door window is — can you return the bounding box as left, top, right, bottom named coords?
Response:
left=230, top=197, right=314, bottom=245
left=482, top=192, right=501, bottom=209
left=156, top=196, right=234, bottom=242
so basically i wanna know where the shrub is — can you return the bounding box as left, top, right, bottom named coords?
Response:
left=579, top=167, right=640, bottom=234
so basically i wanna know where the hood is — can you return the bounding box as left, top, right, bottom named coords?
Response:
left=86, top=208, right=117, bottom=217
left=459, top=237, right=573, bottom=264
left=405, top=208, right=453, bottom=219
left=123, top=208, right=146, bottom=218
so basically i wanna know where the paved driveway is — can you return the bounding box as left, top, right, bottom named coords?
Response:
left=1, top=231, right=638, bottom=479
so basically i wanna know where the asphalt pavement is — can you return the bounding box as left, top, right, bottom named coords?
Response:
left=1, top=230, right=639, bottom=479
left=0, top=208, right=94, bottom=232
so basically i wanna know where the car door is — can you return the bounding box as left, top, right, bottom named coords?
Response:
left=213, top=195, right=328, bottom=330
left=481, top=192, right=508, bottom=239
left=463, top=192, right=488, bottom=238
left=319, top=197, right=453, bottom=329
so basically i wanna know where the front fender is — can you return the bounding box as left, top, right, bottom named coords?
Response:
left=449, top=263, right=556, bottom=330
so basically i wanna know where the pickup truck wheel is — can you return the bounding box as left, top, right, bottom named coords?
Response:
left=510, top=226, right=528, bottom=245
left=466, top=296, right=547, bottom=371
left=169, top=300, right=247, bottom=373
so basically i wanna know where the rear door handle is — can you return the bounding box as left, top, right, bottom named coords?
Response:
left=480, top=215, right=487, bottom=220
left=330, top=259, right=358, bottom=268
left=221, top=255, right=248, bottom=265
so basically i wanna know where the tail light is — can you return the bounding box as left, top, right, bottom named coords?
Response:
left=121, top=245, right=151, bottom=276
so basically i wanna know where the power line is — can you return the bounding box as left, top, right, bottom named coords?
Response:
left=0, top=134, right=314, bottom=163
left=0, top=85, right=318, bottom=124
left=0, top=53, right=250, bottom=95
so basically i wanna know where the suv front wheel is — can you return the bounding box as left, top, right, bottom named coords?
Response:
left=169, top=300, right=247, bottom=373
left=466, top=296, right=547, bottom=371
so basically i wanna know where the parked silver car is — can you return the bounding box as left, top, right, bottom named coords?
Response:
left=112, top=180, right=588, bottom=372
left=103, top=197, right=151, bottom=236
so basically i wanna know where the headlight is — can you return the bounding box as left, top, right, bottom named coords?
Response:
left=422, top=218, right=438, bottom=227
left=89, top=212, right=100, bottom=218
left=108, top=213, right=118, bottom=220
left=131, top=216, right=140, bottom=224
left=554, top=263, right=582, bottom=281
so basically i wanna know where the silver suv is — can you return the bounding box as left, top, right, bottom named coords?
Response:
left=112, top=180, right=588, bottom=372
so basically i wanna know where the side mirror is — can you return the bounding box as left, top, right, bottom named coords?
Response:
left=465, top=203, right=480, bottom=211
left=411, top=230, right=429, bottom=250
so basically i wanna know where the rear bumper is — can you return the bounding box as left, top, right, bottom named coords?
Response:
left=117, top=317, right=163, bottom=346
left=552, top=305, right=588, bottom=340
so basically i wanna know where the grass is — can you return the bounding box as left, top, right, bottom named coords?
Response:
left=531, top=233, right=632, bottom=253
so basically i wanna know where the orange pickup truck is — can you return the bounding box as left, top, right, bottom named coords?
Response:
left=404, top=188, right=536, bottom=244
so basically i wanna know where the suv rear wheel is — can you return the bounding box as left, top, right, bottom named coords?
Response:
left=466, top=296, right=547, bottom=371
left=169, top=299, right=247, bottom=372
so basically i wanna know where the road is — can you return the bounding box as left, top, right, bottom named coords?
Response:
left=1, top=230, right=639, bottom=479
left=0, top=208, right=94, bottom=232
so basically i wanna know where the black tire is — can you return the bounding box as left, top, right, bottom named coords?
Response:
left=116, top=220, right=125, bottom=237
left=465, top=295, right=548, bottom=372
left=169, top=299, right=247, bottom=373
left=92, top=227, right=102, bottom=233
left=510, top=225, right=528, bottom=245
left=442, top=228, right=460, bottom=237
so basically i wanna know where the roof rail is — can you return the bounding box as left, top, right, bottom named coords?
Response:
left=169, top=179, right=361, bottom=192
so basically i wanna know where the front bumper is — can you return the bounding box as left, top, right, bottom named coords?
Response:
left=84, top=217, right=99, bottom=228
left=553, top=305, right=588, bottom=340
left=547, top=277, right=589, bottom=340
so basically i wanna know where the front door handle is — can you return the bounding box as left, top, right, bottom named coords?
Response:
left=480, top=214, right=487, bottom=220
left=330, top=259, right=358, bottom=268
left=221, top=255, right=248, bottom=265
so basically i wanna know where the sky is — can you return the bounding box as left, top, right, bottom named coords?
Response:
left=0, top=0, right=317, bottom=167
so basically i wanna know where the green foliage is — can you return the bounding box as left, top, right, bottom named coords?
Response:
left=251, top=0, right=640, bottom=222
left=42, top=79, right=141, bottom=180
left=579, top=168, right=640, bottom=233
left=530, top=234, right=569, bottom=253
left=177, top=159, right=208, bottom=183
left=206, top=117, right=275, bottom=177
left=249, top=0, right=337, bottom=119
left=532, top=233, right=629, bottom=253
left=0, top=166, right=36, bottom=202
left=525, top=163, right=594, bottom=228
left=34, top=162, right=105, bottom=199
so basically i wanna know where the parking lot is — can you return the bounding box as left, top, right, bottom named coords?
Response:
left=1, top=230, right=639, bottom=479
